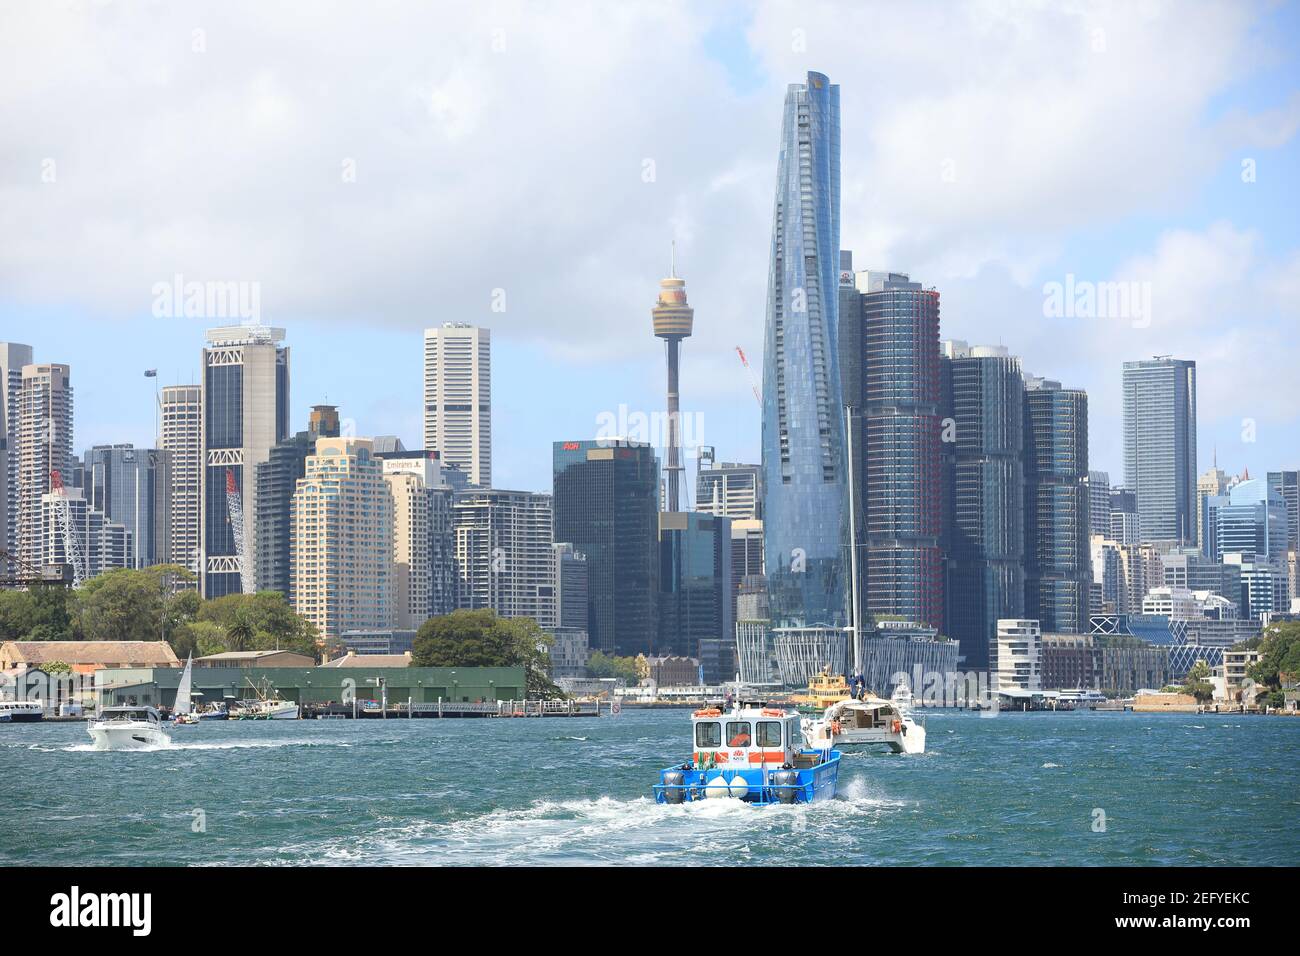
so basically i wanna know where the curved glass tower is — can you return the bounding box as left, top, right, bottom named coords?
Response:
left=761, top=72, right=846, bottom=628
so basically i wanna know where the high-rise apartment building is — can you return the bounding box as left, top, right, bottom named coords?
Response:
left=553, top=439, right=659, bottom=655
left=381, top=451, right=438, bottom=630
left=452, top=488, right=554, bottom=624
left=160, top=385, right=201, bottom=577
left=761, top=71, right=847, bottom=630
left=423, top=324, right=491, bottom=487
left=1023, top=375, right=1090, bottom=633
left=17, top=363, right=73, bottom=568
left=201, top=326, right=289, bottom=597
left=290, top=437, right=393, bottom=641
left=255, top=405, right=341, bottom=596
left=39, top=487, right=131, bottom=580
left=1122, top=357, right=1197, bottom=545
left=0, top=342, right=33, bottom=561
left=1088, top=470, right=1112, bottom=538
left=940, top=341, right=1024, bottom=669
left=842, top=267, right=944, bottom=631
left=85, top=444, right=170, bottom=568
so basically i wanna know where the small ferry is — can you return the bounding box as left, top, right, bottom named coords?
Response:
left=0, top=700, right=44, bottom=722
left=790, top=667, right=853, bottom=715
left=653, top=702, right=841, bottom=805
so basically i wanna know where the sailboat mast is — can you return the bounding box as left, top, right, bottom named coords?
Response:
left=845, top=403, right=861, bottom=678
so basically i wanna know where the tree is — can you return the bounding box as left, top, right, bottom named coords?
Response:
left=412, top=609, right=562, bottom=699
left=76, top=568, right=167, bottom=642
left=1180, top=660, right=1214, bottom=704
left=197, top=591, right=317, bottom=657
left=1247, top=620, right=1300, bottom=694
left=586, top=650, right=643, bottom=684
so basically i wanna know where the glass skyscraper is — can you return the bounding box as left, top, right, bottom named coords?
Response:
left=1122, top=357, right=1197, bottom=545
left=760, top=71, right=847, bottom=629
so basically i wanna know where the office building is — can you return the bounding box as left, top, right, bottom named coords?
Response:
left=1266, top=471, right=1299, bottom=555
left=160, top=384, right=202, bottom=577
left=423, top=323, right=491, bottom=487
left=760, top=71, right=847, bottom=630
left=290, top=437, right=393, bottom=641
left=552, top=439, right=659, bottom=656
left=695, top=459, right=761, bottom=519
left=85, top=444, right=170, bottom=568
left=658, top=510, right=733, bottom=664
left=553, top=542, right=589, bottom=631
left=1122, top=357, right=1197, bottom=545
left=940, top=340, right=1024, bottom=669
left=0, top=343, right=33, bottom=561
left=1109, top=488, right=1139, bottom=545
left=17, top=363, right=73, bottom=568
left=452, top=488, right=554, bottom=625
left=1197, top=463, right=1231, bottom=553
left=201, top=326, right=289, bottom=597
left=1023, top=376, right=1090, bottom=633
left=1088, top=471, right=1112, bottom=538
left=38, top=487, right=131, bottom=580
left=1211, top=478, right=1289, bottom=565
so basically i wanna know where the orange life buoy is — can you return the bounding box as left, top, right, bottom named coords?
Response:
left=693, top=708, right=721, bottom=717
left=761, top=708, right=784, bottom=717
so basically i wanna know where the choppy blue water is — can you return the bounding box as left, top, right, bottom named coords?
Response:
left=2, top=709, right=1296, bottom=866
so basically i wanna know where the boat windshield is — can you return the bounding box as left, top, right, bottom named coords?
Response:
left=756, top=721, right=782, bottom=748
left=695, top=721, right=721, bottom=748
left=725, top=722, right=751, bottom=747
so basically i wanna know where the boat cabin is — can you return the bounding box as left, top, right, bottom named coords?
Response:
left=691, top=706, right=805, bottom=769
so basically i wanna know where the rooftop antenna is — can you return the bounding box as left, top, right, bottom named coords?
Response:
left=670, top=239, right=677, bottom=279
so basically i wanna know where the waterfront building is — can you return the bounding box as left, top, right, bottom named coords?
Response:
left=1023, top=375, right=1090, bottom=633
left=761, top=71, right=847, bottom=630
left=552, top=439, right=659, bottom=656
left=290, top=437, right=393, bottom=641
left=255, top=406, right=342, bottom=596
left=841, top=265, right=944, bottom=631
left=657, top=510, right=733, bottom=664
left=0, top=342, right=33, bottom=560
left=1088, top=613, right=1219, bottom=680
left=1087, top=470, right=1112, bottom=538
left=451, top=488, right=554, bottom=625
left=647, top=655, right=700, bottom=687
left=160, top=385, right=202, bottom=578
left=993, top=619, right=1042, bottom=693
left=773, top=625, right=847, bottom=688
left=1122, top=357, right=1197, bottom=545
left=858, top=619, right=959, bottom=701
left=423, top=323, right=491, bottom=487
left=1040, top=633, right=1100, bottom=691
left=695, top=460, right=762, bottom=519
left=201, top=325, right=290, bottom=597
left=85, top=444, right=170, bottom=568
left=940, top=340, right=1024, bottom=669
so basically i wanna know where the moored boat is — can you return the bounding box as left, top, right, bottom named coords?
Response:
left=0, top=700, right=45, bottom=723
left=653, top=702, right=840, bottom=805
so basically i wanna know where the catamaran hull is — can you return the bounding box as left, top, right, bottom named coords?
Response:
left=87, top=725, right=170, bottom=750
left=833, top=722, right=926, bottom=754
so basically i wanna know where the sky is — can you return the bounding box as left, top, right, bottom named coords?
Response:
left=1, top=0, right=1298, bottom=494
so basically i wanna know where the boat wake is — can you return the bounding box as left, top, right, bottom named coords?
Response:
left=62, top=738, right=354, bottom=753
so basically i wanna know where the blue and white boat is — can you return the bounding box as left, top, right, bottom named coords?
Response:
left=653, top=703, right=841, bottom=805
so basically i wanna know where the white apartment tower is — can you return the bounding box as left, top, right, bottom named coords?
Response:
left=0, top=343, right=34, bottom=560
left=160, top=385, right=202, bottom=577
left=381, top=452, right=441, bottom=630
left=291, top=437, right=394, bottom=641
left=423, top=324, right=491, bottom=487
left=452, top=489, right=553, bottom=624
left=17, top=363, right=73, bottom=568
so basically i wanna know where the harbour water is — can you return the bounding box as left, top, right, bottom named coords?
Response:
left=2, top=709, right=1296, bottom=866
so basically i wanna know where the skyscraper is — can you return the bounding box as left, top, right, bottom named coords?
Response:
left=452, top=488, right=555, bottom=624
left=423, top=323, right=491, bottom=487
left=1023, top=375, right=1090, bottom=633
left=940, top=341, right=1025, bottom=670
left=761, top=70, right=846, bottom=629
left=841, top=268, right=944, bottom=631
left=17, top=363, right=73, bottom=568
left=658, top=511, right=733, bottom=666
left=695, top=460, right=762, bottom=519
left=0, top=342, right=33, bottom=562
left=290, top=437, right=393, bottom=640
left=255, top=405, right=340, bottom=596
left=1087, top=470, right=1112, bottom=538
left=200, top=325, right=289, bottom=597
left=1122, top=357, right=1197, bottom=545
left=1196, top=463, right=1230, bottom=553
left=553, top=439, right=659, bottom=655
left=1267, top=470, right=1299, bottom=555
left=85, top=443, right=170, bottom=568
left=160, top=384, right=202, bottom=577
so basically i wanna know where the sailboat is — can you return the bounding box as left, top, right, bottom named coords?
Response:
left=172, top=654, right=198, bottom=725
left=801, top=404, right=927, bottom=755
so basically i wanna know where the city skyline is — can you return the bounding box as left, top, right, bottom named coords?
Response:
left=2, top=3, right=1297, bottom=497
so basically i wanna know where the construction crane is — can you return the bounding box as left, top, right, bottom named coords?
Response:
left=735, top=345, right=761, bottom=406
left=225, top=468, right=254, bottom=594
left=48, top=470, right=86, bottom=588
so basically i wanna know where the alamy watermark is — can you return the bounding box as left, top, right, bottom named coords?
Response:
left=152, top=274, right=261, bottom=322
left=1042, top=274, right=1151, bottom=329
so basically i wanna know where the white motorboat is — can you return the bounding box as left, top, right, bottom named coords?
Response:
left=0, top=700, right=45, bottom=722
left=235, top=698, right=300, bottom=720
left=87, top=706, right=170, bottom=750
left=804, top=694, right=927, bottom=754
